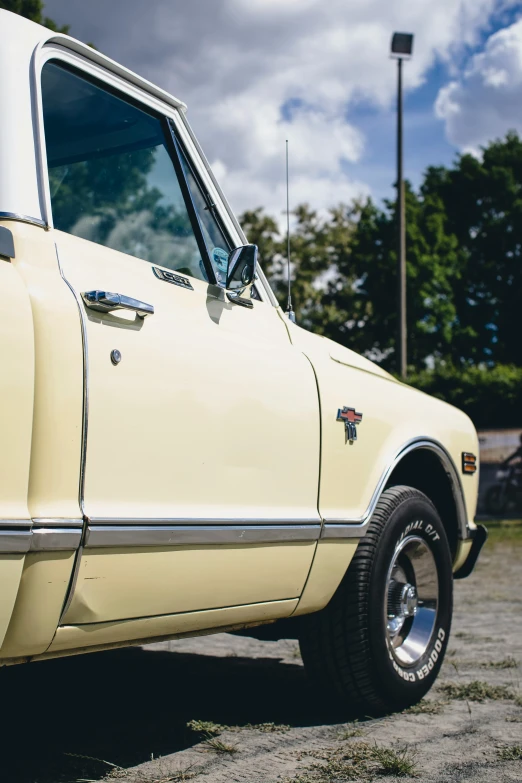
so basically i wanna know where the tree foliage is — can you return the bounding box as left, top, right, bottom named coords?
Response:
left=0, top=0, right=69, bottom=32
left=240, top=132, right=522, bottom=427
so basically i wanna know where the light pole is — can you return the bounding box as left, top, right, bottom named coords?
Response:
left=391, top=32, right=413, bottom=379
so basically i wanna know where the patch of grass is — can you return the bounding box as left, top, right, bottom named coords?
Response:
left=95, top=761, right=198, bottom=782
left=201, top=737, right=238, bottom=755
left=241, top=722, right=291, bottom=733
left=104, top=770, right=195, bottom=782
left=486, top=520, right=522, bottom=546
left=291, top=742, right=418, bottom=781
left=186, top=719, right=225, bottom=736
left=106, top=768, right=197, bottom=783
left=403, top=699, right=446, bottom=715
left=188, top=718, right=290, bottom=735
left=497, top=744, right=522, bottom=761
left=480, top=657, right=518, bottom=669
left=371, top=745, right=418, bottom=776
left=439, top=680, right=514, bottom=702
left=506, top=714, right=522, bottom=723
left=338, top=722, right=365, bottom=739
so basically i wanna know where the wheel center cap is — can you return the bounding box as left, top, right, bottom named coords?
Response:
left=401, top=584, right=418, bottom=617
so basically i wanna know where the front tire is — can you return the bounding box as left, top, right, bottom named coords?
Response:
left=299, top=485, right=453, bottom=715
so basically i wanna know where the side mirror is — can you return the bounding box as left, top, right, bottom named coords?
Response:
left=226, top=244, right=258, bottom=293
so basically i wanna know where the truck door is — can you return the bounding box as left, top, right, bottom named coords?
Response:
left=40, top=59, right=320, bottom=626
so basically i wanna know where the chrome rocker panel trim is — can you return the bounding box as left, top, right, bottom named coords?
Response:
left=85, top=524, right=321, bottom=548
left=322, top=437, right=469, bottom=540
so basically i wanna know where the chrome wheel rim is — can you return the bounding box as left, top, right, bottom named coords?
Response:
left=385, top=535, right=439, bottom=666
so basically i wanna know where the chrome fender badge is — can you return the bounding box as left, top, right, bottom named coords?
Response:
left=337, top=407, right=363, bottom=443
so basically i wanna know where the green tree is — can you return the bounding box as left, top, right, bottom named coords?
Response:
left=422, top=131, right=522, bottom=366
left=347, top=185, right=464, bottom=370
left=240, top=203, right=358, bottom=336
left=0, top=0, right=69, bottom=32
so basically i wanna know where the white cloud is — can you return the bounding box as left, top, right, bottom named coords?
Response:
left=436, top=17, right=522, bottom=153
left=44, top=0, right=520, bottom=214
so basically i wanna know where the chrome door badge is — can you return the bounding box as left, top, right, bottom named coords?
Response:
left=337, top=407, right=363, bottom=443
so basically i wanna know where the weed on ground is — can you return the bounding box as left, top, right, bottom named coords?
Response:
left=103, top=767, right=196, bottom=782
left=403, top=699, right=446, bottom=715
left=286, top=741, right=418, bottom=781
left=241, top=722, right=291, bottom=733
left=497, top=744, right=522, bottom=761
left=439, top=680, right=514, bottom=702
left=337, top=722, right=365, bottom=739
left=480, top=657, right=518, bottom=669
left=186, top=719, right=225, bottom=736
left=200, top=737, right=238, bottom=755
left=86, top=758, right=198, bottom=782
left=186, top=718, right=290, bottom=735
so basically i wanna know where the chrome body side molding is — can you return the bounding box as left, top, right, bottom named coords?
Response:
left=0, top=521, right=81, bottom=552
left=321, top=437, right=469, bottom=540
left=87, top=516, right=320, bottom=527
left=85, top=524, right=321, bottom=549
left=30, top=527, right=82, bottom=551
left=32, top=518, right=83, bottom=528
left=0, top=528, right=32, bottom=553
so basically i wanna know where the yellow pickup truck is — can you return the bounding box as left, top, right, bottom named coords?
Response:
left=0, top=9, right=486, bottom=714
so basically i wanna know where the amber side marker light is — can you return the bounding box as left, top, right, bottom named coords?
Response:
left=462, top=452, right=477, bottom=474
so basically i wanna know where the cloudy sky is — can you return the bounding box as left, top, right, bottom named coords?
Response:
left=43, top=0, right=522, bottom=220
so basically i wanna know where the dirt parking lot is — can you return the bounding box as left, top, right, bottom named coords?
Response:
left=3, top=523, right=521, bottom=783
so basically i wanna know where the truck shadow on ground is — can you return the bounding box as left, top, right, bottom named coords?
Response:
left=3, top=643, right=340, bottom=783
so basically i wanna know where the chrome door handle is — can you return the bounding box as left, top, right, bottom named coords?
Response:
left=81, top=290, right=154, bottom=318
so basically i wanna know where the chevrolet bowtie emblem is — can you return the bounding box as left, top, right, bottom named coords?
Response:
left=337, top=407, right=363, bottom=443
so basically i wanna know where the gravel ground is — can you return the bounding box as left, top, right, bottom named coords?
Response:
left=3, top=524, right=521, bottom=782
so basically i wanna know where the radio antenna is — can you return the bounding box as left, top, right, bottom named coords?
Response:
left=285, top=139, right=296, bottom=323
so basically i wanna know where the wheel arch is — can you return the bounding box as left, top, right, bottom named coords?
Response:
left=384, top=439, right=467, bottom=558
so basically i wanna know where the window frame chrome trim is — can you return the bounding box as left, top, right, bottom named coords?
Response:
left=0, top=211, right=48, bottom=230
left=321, top=437, right=469, bottom=540
left=85, top=524, right=321, bottom=549
left=33, top=45, right=190, bottom=232
left=178, top=110, right=278, bottom=307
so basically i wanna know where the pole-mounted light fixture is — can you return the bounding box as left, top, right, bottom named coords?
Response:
left=390, top=31, right=414, bottom=379
left=391, top=32, right=414, bottom=58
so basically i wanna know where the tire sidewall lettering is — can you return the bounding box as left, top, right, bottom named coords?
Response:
left=372, top=496, right=452, bottom=701
left=388, top=626, right=446, bottom=681
left=398, top=519, right=441, bottom=545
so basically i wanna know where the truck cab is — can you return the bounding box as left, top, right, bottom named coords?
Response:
left=0, top=10, right=485, bottom=713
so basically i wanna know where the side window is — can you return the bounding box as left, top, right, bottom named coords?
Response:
left=41, top=61, right=209, bottom=282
